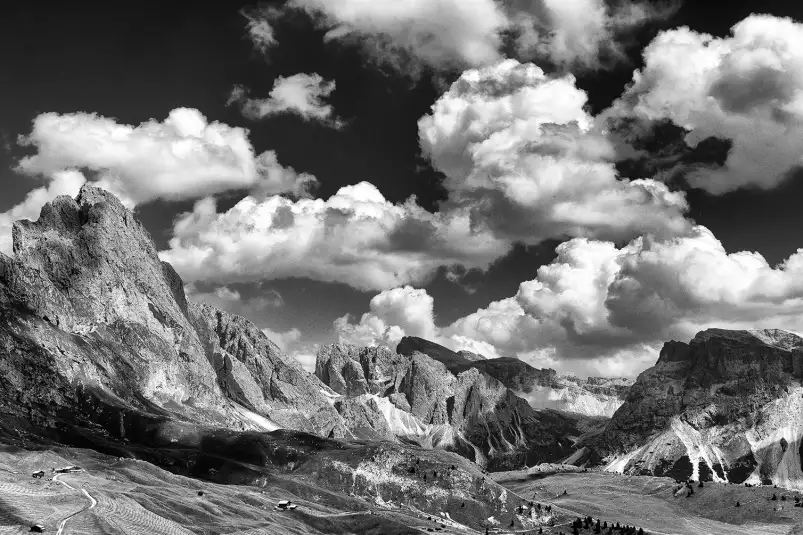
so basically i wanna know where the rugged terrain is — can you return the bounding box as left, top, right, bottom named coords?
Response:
left=587, top=329, right=803, bottom=488
left=397, top=337, right=632, bottom=418
left=315, top=342, right=579, bottom=471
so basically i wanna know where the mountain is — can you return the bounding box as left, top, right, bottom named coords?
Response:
left=397, top=336, right=632, bottom=418
left=0, top=185, right=541, bottom=531
left=316, top=342, right=579, bottom=471
left=588, top=328, right=803, bottom=488
left=0, top=184, right=346, bottom=439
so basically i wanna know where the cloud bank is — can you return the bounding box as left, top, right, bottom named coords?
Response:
left=16, top=107, right=315, bottom=207
left=337, top=226, right=803, bottom=377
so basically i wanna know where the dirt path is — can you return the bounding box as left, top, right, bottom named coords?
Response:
left=53, top=472, right=96, bottom=535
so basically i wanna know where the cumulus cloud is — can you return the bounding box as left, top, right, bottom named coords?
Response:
left=229, top=73, right=344, bottom=127
left=16, top=108, right=316, bottom=207
left=419, top=59, right=691, bottom=245
left=335, top=286, right=436, bottom=348
left=608, top=14, right=803, bottom=194
left=449, top=226, right=803, bottom=372
left=254, top=0, right=667, bottom=75
left=160, top=181, right=510, bottom=291
left=339, top=226, right=803, bottom=377
left=0, top=170, right=86, bottom=255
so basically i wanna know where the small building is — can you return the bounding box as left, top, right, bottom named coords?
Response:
left=30, top=525, right=45, bottom=533
left=31, top=471, right=45, bottom=479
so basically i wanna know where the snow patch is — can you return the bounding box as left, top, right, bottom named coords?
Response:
left=231, top=403, right=280, bottom=431
left=518, top=384, right=624, bottom=418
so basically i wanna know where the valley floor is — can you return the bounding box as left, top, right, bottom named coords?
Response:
left=501, top=471, right=803, bottom=535
left=3, top=443, right=802, bottom=535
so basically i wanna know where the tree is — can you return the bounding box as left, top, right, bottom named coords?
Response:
left=698, top=481, right=704, bottom=488
left=510, top=519, right=515, bottom=527
left=772, top=493, right=778, bottom=501
left=782, top=495, right=787, bottom=501
left=736, top=501, right=741, bottom=507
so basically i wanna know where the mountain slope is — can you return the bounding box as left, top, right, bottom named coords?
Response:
left=590, top=328, right=803, bottom=488
left=316, top=342, right=579, bottom=471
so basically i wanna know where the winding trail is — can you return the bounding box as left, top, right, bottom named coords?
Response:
left=53, top=472, right=96, bottom=535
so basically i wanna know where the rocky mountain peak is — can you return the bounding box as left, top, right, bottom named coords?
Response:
left=0, top=185, right=347, bottom=441
left=6, top=184, right=186, bottom=336
left=592, top=327, right=803, bottom=487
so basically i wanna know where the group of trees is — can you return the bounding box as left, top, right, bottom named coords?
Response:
left=553, top=516, right=646, bottom=535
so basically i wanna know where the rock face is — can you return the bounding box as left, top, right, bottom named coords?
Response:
left=398, top=336, right=632, bottom=418
left=591, top=328, right=803, bottom=489
left=0, top=184, right=348, bottom=442
left=317, top=340, right=579, bottom=470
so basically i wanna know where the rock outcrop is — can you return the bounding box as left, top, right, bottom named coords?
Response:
left=398, top=336, right=632, bottom=418
left=591, top=328, right=803, bottom=489
left=317, top=340, right=579, bottom=470
left=0, top=184, right=347, bottom=443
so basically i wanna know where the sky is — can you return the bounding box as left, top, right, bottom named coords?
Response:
left=4, top=1, right=803, bottom=378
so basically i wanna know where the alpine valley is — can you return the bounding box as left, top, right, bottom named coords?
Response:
left=2, top=187, right=803, bottom=534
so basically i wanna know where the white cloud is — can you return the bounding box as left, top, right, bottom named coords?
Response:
left=285, top=0, right=508, bottom=73
left=510, top=0, right=677, bottom=70
left=229, top=73, right=344, bottom=127
left=286, top=346, right=319, bottom=373
left=242, top=6, right=280, bottom=54
left=0, top=170, right=87, bottom=255
left=335, top=286, right=436, bottom=348
left=339, top=225, right=803, bottom=377
left=160, top=181, right=510, bottom=291
left=16, top=108, right=316, bottom=207
left=609, top=14, right=803, bottom=193
left=253, top=0, right=667, bottom=75
left=418, top=59, right=691, bottom=245
left=261, top=326, right=302, bottom=352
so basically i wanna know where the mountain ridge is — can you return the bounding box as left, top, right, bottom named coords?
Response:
left=587, top=327, right=803, bottom=488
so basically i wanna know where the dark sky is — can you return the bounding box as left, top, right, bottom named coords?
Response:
left=3, top=1, right=803, bottom=368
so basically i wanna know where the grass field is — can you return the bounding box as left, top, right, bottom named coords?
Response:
left=0, top=444, right=571, bottom=535
left=3, top=443, right=802, bottom=535
left=500, top=471, right=803, bottom=535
